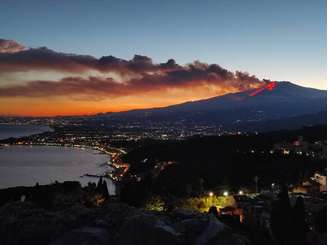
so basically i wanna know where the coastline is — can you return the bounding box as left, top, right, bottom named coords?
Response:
left=0, top=123, right=129, bottom=186
left=0, top=142, right=123, bottom=184
left=0, top=124, right=54, bottom=140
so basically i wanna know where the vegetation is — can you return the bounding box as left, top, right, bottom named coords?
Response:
left=0, top=180, right=110, bottom=208
left=120, top=126, right=326, bottom=207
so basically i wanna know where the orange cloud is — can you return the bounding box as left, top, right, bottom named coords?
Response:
left=0, top=39, right=269, bottom=116
left=0, top=39, right=26, bottom=53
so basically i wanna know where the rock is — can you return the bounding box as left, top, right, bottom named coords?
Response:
left=175, top=212, right=249, bottom=245
left=118, top=213, right=182, bottom=245
left=172, top=208, right=204, bottom=220
left=180, top=217, right=208, bottom=232
left=179, top=217, right=209, bottom=242
left=50, top=227, right=111, bottom=245
left=196, top=214, right=229, bottom=245
left=0, top=202, right=59, bottom=245
left=206, top=233, right=250, bottom=245
left=0, top=202, right=250, bottom=245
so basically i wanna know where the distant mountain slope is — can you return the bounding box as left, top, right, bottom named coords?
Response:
left=98, top=81, right=326, bottom=131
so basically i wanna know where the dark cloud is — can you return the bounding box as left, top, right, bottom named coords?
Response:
left=0, top=67, right=264, bottom=98
left=0, top=77, right=119, bottom=97
left=0, top=39, right=268, bottom=98
left=0, top=47, right=97, bottom=72
left=0, top=48, right=167, bottom=73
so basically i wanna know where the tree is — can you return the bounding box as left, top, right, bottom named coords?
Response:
left=314, top=206, right=326, bottom=233
left=145, top=195, right=165, bottom=211
left=208, top=206, right=219, bottom=218
left=270, top=184, right=292, bottom=245
left=102, top=180, right=109, bottom=198
left=291, top=197, right=307, bottom=245
left=96, top=177, right=103, bottom=191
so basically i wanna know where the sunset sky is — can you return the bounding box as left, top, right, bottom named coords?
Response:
left=0, top=0, right=326, bottom=116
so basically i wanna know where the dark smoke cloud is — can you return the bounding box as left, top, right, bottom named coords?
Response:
left=0, top=39, right=267, bottom=98
left=0, top=47, right=97, bottom=72
left=0, top=69, right=264, bottom=98
left=0, top=47, right=179, bottom=73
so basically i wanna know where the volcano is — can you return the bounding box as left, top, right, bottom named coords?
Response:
left=99, top=81, right=327, bottom=131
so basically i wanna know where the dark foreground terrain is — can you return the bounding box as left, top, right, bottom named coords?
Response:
left=0, top=180, right=326, bottom=245
left=0, top=201, right=251, bottom=245
left=0, top=126, right=326, bottom=245
left=0, top=181, right=250, bottom=245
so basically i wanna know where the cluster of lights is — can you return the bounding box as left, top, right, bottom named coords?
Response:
left=207, top=190, right=245, bottom=197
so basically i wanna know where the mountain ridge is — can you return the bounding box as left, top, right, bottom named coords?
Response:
left=95, top=81, right=326, bottom=132
left=99, top=81, right=325, bottom=114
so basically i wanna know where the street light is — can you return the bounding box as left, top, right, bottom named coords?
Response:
left=223, top=191, right=229, bottom=197
left=208, top=192, right=214, bottom=206
left=238, top=190, right=244, bottom=195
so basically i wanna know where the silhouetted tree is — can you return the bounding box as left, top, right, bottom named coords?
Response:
left=120, top=181, right=152, bottom=206
left=271, top=184, right=292, bottom=245
left=208, top=206, right=219, bottom=218
left=102, top=180, right=109, bottom=198
left=96, top=177, right=103, bottom=190
left=314, top=206, right=326, bottom=234
left=291, top=196, right=307, bottom=245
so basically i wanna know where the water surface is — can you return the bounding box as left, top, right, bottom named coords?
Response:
left=0, top=145, right=115, bottom=194
left=0, top=124, right=53, bottom=140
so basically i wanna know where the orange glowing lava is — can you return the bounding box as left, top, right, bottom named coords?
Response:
left=249, top=81, right=277, bottom=96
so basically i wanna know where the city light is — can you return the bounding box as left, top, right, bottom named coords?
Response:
left=223, top=191, right=229, bottom=196
left=208, top=191, right=214, bottom=197
left=238, top=190, right=244, bottom=195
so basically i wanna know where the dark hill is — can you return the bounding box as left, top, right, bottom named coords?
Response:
left=98, top=81, right=326, bottom=131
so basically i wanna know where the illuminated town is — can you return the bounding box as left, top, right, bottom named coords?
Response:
left=0, top=0, right=326, bottom=244
left=0, top=116, right=326, bottom=245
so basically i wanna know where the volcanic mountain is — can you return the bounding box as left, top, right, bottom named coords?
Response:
left=99, top=81, right=327, bottom=131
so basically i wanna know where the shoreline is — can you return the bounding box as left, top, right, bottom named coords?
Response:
left=0, top=142, right=122, bottom=184
left=0, top=124, right=54, bottom=141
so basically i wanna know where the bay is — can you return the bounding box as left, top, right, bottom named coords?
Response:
left=0, top=145, right=115, bottom=195
left=0, top=124, right=53, bottom=140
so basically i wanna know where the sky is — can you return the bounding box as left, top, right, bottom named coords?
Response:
left=0, top=0, right=326, bottom=116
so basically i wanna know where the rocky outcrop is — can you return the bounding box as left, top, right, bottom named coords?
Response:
left=118, top=213, right=182, bottom=245
left=0, top=202, right=249, bottom=245
left=0, top=202, right=136, bottom=245
left=196, top=215, right=229, bottom=245
left=50, top=227, right=111, bottom=245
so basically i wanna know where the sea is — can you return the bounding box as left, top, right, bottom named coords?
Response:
left=0, top=124, right=115, bottom=194
left=0, top=124, right=53, bottom=140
